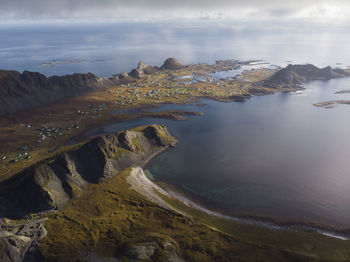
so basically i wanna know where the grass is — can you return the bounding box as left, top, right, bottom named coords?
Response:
left=160, top=190, right=350, bottom=261
left=39, top=168, right=350, bottom=262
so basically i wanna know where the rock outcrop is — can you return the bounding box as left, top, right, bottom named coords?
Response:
left=113, top=57, right=184, bottom=81
left=0, top=70, right=113, bottom=115
left=0, top=125, right=177, bottom=219
left=0, top=218, right=46, bottom=262
left=263, top=64, right=350, bottom=88
left=160, top=58, right=185, bottom=70
left=111, top=71, right=134, bottom=83
left=128, top=61, right=158, bottom=78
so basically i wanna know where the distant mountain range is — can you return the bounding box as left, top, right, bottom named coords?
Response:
left=1, top=60, right=349, bottom=116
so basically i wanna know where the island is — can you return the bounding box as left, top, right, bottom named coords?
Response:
left=313, top=100, right=350, bottom=108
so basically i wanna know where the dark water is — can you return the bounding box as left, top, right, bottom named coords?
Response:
left=1, top=21, right=350, bottom=77
left=88, top=77, right=350, bottom=227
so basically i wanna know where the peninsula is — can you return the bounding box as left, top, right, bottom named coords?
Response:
left=1, top=58, right=350, bottom=261
left=2, top=125, right=350, bottom=262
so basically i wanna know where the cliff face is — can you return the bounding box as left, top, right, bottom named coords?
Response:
left=0, top=124, right=177, bottom=219
left=263, top=64, right=350, bottom=88
left=0, top=70, right=113, bottom=115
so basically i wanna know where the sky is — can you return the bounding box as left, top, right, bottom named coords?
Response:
left=1, top=0, right=350, bottom=23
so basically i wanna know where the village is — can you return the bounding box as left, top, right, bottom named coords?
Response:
left=0, top=61, right=275, bottom=176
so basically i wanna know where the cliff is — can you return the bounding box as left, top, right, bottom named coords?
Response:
left=0, top=124, right=177, bottom=219
left=263, top=64, right=350, bottom=88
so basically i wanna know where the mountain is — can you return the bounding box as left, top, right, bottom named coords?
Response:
left=113, top=57, right=184, bottom=80
left=0, top=70, right=113, bottom=115
left=0, top=124, right=177, bottom=261
left=128, top=61, right=158, bottom=78
left=0, top=125, right=176, bottom=219
left=263, top=64, right=350, bottom=88
left=160, top=57, right=185, bottom=70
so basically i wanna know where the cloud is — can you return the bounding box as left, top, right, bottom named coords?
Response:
left=0, top=0, right=350, bottom=22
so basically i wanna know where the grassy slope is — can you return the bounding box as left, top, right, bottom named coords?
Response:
left=40, top=169, right=350, bottom=262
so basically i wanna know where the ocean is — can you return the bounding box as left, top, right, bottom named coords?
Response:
left=2, top=20, right=350, bottom=227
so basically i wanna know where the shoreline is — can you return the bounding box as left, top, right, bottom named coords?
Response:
left=2, top=59, right=350, bottom=238
left=135, top=167, right=350, bottom=241
left=54, top=93, right=350, bottom=233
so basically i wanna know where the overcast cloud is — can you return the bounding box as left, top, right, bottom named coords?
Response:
left=1, top=0, right=350, bottom=23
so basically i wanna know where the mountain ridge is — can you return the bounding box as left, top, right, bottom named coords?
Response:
left=0, top=124, right=177, bottom=219
left=0, top=58, right=184, bottom=115
left=263, top=64, right=350, bottom=88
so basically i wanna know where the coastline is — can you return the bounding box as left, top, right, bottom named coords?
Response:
left=133, top=166, right=350, bottom=240
left=47, top=91, right=350, bottom=233
left=2, top=60, right=350, bottom=259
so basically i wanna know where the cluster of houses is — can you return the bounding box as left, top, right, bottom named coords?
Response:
left=115, top=94, right=140, bottom=105
left=8, top=149, right=31, bottom=164
left=37, top=121, right=80, bottom=143
left=77, top=103, right=107, bottom=116
left=1, top=150, right=31, bottom=164
left=115, top=77, right=201, bottom=103
left=37, top=126, right=64, bottom=143
left=19, top=123, right=32, bottom=128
